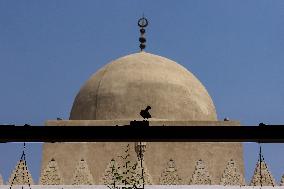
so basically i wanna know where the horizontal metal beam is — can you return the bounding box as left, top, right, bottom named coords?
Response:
left=0, top=123, right=284, bottom=143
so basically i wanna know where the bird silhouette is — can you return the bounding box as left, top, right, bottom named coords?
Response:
left=140, top=105, right=152, bottom=119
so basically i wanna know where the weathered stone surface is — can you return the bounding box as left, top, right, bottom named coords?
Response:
left=72, top=159, right=94, bottom=185
left=250, top=159, right=276, bottom=186
left=133, top=160, right=152, bottom=185
left=220, top=159, right=245, bottom=185
left=39, top=158, right=63, bottom=185
left=8, top=160, right=34, bottom=185
left=280, top=174, right=284, bottom=186
left=189, top=160, right=211, bottom=185
left=0, top=174, right=3, bottom=185
left=43, top=120, right=244, bottom=184
left=102, top=144, right=152, bottom=187
left=118, top=144, right=144, bottom=186
left=101, top=159, right=122, bottom=185
left=160, top=159, right=182, bottom=185
left=70, top=52, right=217, bottom=121
left=2, top=186, right=284, bottom=189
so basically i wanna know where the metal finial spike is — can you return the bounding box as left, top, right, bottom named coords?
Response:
left=20, top=142, right=26, bottom=160
left=138, top=16, right=148, bottom=51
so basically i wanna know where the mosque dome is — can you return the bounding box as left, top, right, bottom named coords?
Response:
left=69, top=52, right=217, bottom=121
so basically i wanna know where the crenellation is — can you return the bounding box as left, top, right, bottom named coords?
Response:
left=250, top=160, right=276, bottom=186
left=220, top=159, right=245, bottom=185
left=189, top=159, right=212, bottom=185
left=4, top=155, right=284, bottom=186
left=101, top=159, right=122, bottom=185
left=280, top=174, right=284, bottom=186
left=133, top=160, right=152, bottom=185
left=0, top=174, right=3, bottom=185
left=160, top=159, right=182, bottom=185
left=8, top=159, right=34, bottom=185
left=72, top=159, right=94, bottom=185
left=39, top=158, right=64, bottom=185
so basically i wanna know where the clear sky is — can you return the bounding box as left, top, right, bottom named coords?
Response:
left=0, top=0, right=284, bottom=185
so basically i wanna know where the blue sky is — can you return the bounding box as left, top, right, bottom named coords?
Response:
left=0, top=0, right=283, bottom=184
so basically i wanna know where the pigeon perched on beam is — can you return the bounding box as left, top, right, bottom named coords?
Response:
left=140, top=106, right=152, bottom=119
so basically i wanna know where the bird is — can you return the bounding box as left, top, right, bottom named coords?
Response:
left=140, top=105, right=152, bottom=119
left=224, top=117, right=229, bottom=121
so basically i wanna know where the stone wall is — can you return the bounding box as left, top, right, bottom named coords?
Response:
left=42, top=120, right=244, bottom=184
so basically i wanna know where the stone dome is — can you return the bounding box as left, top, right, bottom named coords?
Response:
left=70, top=52, right=217, bottom=121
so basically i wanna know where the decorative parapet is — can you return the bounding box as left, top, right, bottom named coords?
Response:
left=220, top=159, right=245, bottom=185
left=133, top=160, right=152, bottom=185
left=280, top=174, right=284, bottom=186
left=39, top=158, right=64, bottom=185
left=118, top=144, right=138, bottom=186
left=4, top=152, right=284, bottom=186
left=0, top=174, right=3, bottom=185
left=105, top=143, right=152, bottom=187
left=8, top=159, right=34, bottom=185
left=250, top=160, right=276, bottom=186
left=189, top=159, right=211, bottom=185
left=72, top=159, right=94, bottom=185
left=160, top=159, right=182, bottom=185
left=101, top=159, right=122, bottom=185
left=120, top=144, right=137, bottom=186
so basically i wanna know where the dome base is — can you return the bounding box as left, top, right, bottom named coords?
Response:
left=43, top=119, right=244, bottom=185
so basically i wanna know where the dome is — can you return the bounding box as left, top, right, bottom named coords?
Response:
left=70, top=52, right=217, bottom=121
